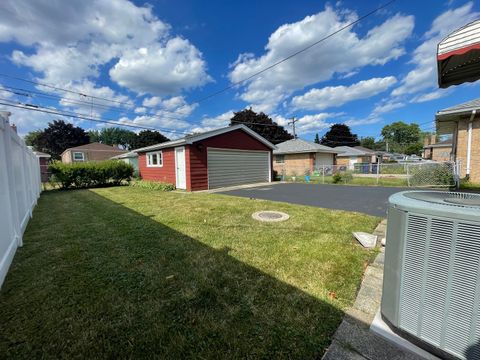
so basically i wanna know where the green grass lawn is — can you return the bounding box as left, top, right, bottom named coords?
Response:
left=0, top=187, right=379, bottom=359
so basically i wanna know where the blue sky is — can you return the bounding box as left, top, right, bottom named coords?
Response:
left=0, top=0, right=479, bottom=141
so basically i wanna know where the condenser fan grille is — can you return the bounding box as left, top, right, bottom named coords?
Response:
left=404, top=191, right=480, bottom=208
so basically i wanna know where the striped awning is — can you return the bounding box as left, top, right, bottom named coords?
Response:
left=437, top=19, right=480, bottom=88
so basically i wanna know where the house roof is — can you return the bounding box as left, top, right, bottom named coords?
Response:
left=134, top=124, right=276, bottom=153
left=436, top=98, right=480, bottom=135
left=62, top=142, right=127, bottom=156
left=333, top=146, right=372, bottom=157
left=437, top=98, right=480, bottom=117
left=423, top=139, right=452, bottom=149
left=33, top=150, right=51, bottom=158
left=111, top=151, right=138, bottom=159
left=353, top=146, right=376, bottom=154
left=273, top=138, right=337, bottom=155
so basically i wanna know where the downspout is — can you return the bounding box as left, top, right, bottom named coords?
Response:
left=466, top=110, right=475, bottom=178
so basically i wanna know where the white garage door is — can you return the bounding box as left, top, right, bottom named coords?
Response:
left=207, top=148, right=270, bottom=189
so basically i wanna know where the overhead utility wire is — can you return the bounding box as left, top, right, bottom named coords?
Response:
left=0, top=85, right=190, bottom=123
left=0, top=98, right=190, bottom=135
left=0, top=0, right=396, bottom=120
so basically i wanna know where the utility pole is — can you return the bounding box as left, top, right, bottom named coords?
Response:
left=288, top=117, right=299, bottom=139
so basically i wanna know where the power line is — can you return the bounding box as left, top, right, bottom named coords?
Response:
left=0, top=85, right=192, bottom=124
left=191, top=0, right=396, bottom=104
left=0, top=0, right=396, bottom=120
left=0, top=98, right=190, bottom=135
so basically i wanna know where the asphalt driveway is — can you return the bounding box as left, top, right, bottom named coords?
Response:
left=219, top=183, right=414, bottom=217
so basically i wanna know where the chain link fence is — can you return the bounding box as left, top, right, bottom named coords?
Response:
left=274, top=161, right=457, bottom=188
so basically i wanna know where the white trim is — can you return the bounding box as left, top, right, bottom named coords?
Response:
left=134, top=124, right=277, bottom=153
left=72, top=151, right=85, bottom=161
left=146, top=151, right=163, bottom=167
left=174, top=146, right=186, bottom=190
left=466, top=110, right=475, bottom=176
left=268, top=151, right=272, bottom=182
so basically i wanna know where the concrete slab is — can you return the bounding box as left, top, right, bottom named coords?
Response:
left=353, top=232, right=377, bottom=248
left=370, top=311, right=441, bottom=360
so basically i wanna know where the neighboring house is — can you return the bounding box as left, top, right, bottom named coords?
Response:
left=353, top=146, right=377, bottom=163
left=33, top=150, right=51, bottom=182
left=436, top=98, right=480, bottom=182
left=334, top=146, right=374, bottom=169
left=272, top=138, right=337, bottom=176
left=134, top=124, right=276, bottom=191
left=61, top=142, right=126, bottom=163
left=422, top=135, right=452, bottom=162
left=111, top=151, right=139, bottom=173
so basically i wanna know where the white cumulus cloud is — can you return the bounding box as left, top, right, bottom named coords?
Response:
left=229, top=6, right=413, bottom=112
left=292, top=76, right=397, bottom=111
left=392, top=2, right=479, bottom=97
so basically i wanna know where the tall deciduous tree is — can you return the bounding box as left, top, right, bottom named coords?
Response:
left=229, top=108, right=293, bottom=144
left=132, top=130, right=170, bottom=149
left=24, top=130, right=43, bottom=150
left=381, top=121, right=422, bottom=154
left=29, top=120, right=90, bottom=159
left=90, top=127, right=138, bottom=150
left=320, top=124, right=359, bottom=147
left=360, top=136, right=376, bottom=149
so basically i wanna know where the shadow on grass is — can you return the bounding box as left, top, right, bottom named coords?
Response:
left=0, top=190, right=353, bottom=359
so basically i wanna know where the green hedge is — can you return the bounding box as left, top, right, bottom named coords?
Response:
left=49, top=160, right=134, bottom=189
left=130, top=180, right=175, bottom=191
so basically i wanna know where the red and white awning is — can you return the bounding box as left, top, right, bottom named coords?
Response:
left=437, top=19, right=480, bottom=88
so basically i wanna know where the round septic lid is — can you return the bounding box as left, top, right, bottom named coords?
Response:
left=402, top=191, right=480, bottom=208
left=252, top=211, right=290, bottom=222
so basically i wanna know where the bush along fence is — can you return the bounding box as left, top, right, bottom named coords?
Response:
left=130, top=180, right=175, bottom=191
left=275, top=161, right=457, bottom=188
left=0, top=112, right=41, bottom=286
left=49, top=160, right=134, bottom=189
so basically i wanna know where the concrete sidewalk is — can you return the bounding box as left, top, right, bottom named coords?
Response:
left=322, top=220, right=423, bottom=360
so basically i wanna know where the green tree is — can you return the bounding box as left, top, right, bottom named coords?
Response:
left=29, top=120, right=90, bottom=159
left=381, top=121, right=422, bottom=153
left=97, top=128, right=138, bottom=150
left=132, top=130, right=170, bottom=149
left=320, top=124, right=359, bottom=147
left=314, top=133, right=320, bottom=144
left=360, top=136, right=376, bottom=149
left=24, top=130, right=43, bottom=150
left=88, top=130, right=101, bottom=143
left=229, top=108, right=293, bottom=144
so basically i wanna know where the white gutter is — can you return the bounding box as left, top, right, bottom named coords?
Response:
left=466, top=109, right=475, bottom=177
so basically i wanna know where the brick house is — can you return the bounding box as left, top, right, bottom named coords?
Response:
left=422, top=135, right=452, bottom=162
left=61, top=142, right=126, bottom=163
left=436, top=98, right=480, bottom=182
left=333, top=146, right=374, bottom=169
left=272, top=139, right=337, bottom=176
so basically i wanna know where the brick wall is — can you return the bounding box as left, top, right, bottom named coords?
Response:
left=273, top=153, right=313, bottom=176
left=456, top=119, right=480, bottom=182
left=431, top=146, right=452, bottom=162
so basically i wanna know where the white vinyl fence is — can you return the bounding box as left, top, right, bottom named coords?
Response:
left=0, top=111, right=41, bottom=286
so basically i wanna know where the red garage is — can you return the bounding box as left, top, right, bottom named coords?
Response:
left=135, top=124, right=276, bottom=191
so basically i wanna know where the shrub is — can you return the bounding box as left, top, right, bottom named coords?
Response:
left=130, top=180, right=175, bottom=191
left=49, top=160, right=134, bottom=189
left=332, top=171, right=353, bottom=184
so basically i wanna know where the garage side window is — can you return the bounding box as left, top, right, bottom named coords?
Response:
left=73, top=152, right=85, bottom=161
left=275, top=155, right=285, bottom=163
left=147, top=151, right=163, bottom=167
